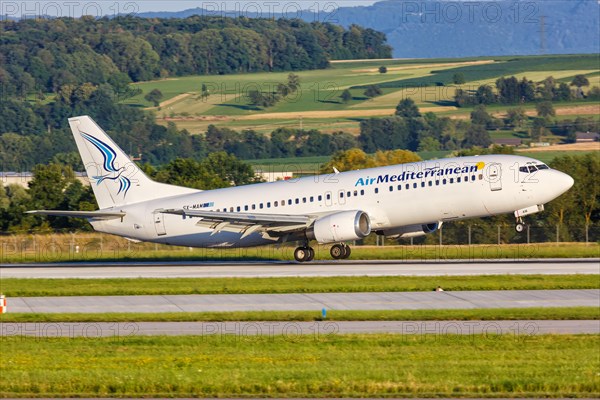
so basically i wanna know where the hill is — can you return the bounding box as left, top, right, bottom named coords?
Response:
left=140, top=0, right=600, bottom=58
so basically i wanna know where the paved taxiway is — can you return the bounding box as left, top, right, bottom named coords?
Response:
left=8, top=289, right=599, bottom=313
left=1, top=258, right=598, bottom=278
left=2, top=320, right=598, bottom=337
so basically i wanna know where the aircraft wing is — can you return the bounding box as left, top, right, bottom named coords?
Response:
left=162, top=209, right=317, bottom=238
left=26, top=210, right=126, bottom=220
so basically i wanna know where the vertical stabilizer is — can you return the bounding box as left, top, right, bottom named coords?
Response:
left=69, top=116, right=198, bottom=209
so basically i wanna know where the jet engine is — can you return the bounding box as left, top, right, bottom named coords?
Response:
left=382, top=222, right=442, bottom=239
left=307, top=210, right=371, bottom=243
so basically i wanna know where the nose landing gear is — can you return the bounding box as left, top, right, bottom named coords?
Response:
left=515, top=217, right=526, bottom=233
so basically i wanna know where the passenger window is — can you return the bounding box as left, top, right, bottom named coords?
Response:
left=428, top=181, right=432, bottom=187
left=318, top=195, right=322, bottom=201
left=471, top=175, right=476, bottom=181
left=443, top=179, right=447, bottom=185
left=260, top=203, right=264, bottom=209
left=389, top=186, right=393, bottom=192
left=479, top=174, right=483, bottom=180
left=310, top=196, right=314, bottom=202
left=375, top=188, right=379, bottom=194
left=274, top=201, right=278, bottom=207
left=354, top=190, right=358, bottom=196
left=252, top=204, right=256, bottom=210
left=295, top=198, right=299, bottom=204
left=435, top=180, right=439, bottom=186
left=450, top=178, right=454, bottom=184
left=457, top=177, right=461, bottom=183
left=406, top=184, right=409, bottom=190
left=237, top=206, right=241, bottom=212
left=340, top=192, right=344, bottom=198
left=397, top=185, right=401, bottom=191
left=347, top=191, right=351, bottom=198
left=302, top=197, right=307, bottom=203
left=421, top=182, right=425, bottom=187
left=326, top=193, right=331, bottom=200
left=360, top=190, right=365, bottom=195
left=288, top=199, right=292, bottom=205
left=267, top=202, right=271, bottom=208
left=244, top=205, right=248, bottom=211
left=413, top=183, right=417, bottom=189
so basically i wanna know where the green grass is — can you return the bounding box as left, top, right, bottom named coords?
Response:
left=2, top=274, right=597, bottom=297
left=1, top=334, right=598, bottom=397
left=2, top=237, right=598, bottom=264
left=516, top=151, right=599, bottom=164
left=2, top=307, right=598, bottom=323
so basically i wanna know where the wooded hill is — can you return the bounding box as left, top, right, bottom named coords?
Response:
left=0, top=16, right=392, bottom=97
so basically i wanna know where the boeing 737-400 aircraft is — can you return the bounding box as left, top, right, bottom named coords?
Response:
left=28, top=116, right=574, bottom=262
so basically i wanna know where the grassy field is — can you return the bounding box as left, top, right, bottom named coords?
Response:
left=1, top=231, right=598, bottom=263
left=1, top=334, right=598, bottom=398
left=127, top=54, right=599, bottom=136
left=2, top=307, right=598, bottom=323
left=1, top=274, right=597, bottom=297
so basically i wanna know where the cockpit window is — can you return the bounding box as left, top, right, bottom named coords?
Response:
left=520, top=163, right=549, bottom=173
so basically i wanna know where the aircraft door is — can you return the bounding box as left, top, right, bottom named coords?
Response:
left=153, top=211, right=167, bottom=236
left=488, top=163, right=502, bottom=191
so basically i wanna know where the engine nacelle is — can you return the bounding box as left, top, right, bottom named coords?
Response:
left=307, top=210, right=371, bottom=244
left=382, top=222, right=442, bottom=239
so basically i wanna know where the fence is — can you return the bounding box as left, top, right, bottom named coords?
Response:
left=1, top=224, right=598, bottom=263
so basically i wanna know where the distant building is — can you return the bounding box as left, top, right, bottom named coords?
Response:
left=492, top=138, right=522, bottom=147
left=575, top=132, right=600, bottom=142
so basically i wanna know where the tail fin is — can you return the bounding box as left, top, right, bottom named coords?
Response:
left=69, top=116, right=198, bottom=209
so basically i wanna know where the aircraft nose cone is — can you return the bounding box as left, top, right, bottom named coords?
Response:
left=553, top=170, right=574, bottom=195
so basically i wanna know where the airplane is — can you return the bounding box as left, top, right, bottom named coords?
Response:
left=28, top=115, right=574, bottom=262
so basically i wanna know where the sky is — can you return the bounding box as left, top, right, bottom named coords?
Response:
left=3, top=1, right=378, bottom=19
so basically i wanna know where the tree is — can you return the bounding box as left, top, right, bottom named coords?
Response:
left=364, top=84, right=382, bottom=98
left=475, top=85, right=496, bottom=104
left=247, top=90, right=279, bottom=108
left=320, top=148, right=421, bottom=174
left=144, top=89, right=163, bottom=107
left=536, top=101, right=555, bottom=119
left=571, top=74, right=590, bottom=88
left=505, top=107, right=527, bottom=128
left=530, top=117, right=547, bottom=141
left=287, top=73, right=300, bottom=93
left=462, top=124, right=491, bottom=148
left=340, top=89, right=352, bottom=103
left=395, top=98, right=421, bottom=118
left=379, top=66, right=387, bottom=74
left=470, top=104, right=491, bottom=126
left=200, top=83, right=210, bottom=100
left=452, top=72, right=466, bottom=84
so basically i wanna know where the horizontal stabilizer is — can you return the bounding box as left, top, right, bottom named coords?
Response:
left=27, top=210, right=125, bottom=220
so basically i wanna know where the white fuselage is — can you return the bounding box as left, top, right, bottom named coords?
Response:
left=91, top=154, right=573, bottom=248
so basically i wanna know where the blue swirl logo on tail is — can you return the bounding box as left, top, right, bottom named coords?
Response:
left=81, top=131, right=131, bottom=197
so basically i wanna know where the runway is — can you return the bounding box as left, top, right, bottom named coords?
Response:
left=2, top=320, right=599, bottom=337
left=1, top=258, right=598, bottom=278
left=8, top=289, right=600, bottom=313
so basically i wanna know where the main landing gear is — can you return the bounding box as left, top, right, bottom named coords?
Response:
left=330, top=243, right=351, bottom=260
left=515, top=216, right=527, bottom=233
left=294, top=245, right=315, bottom=262
left=293, top=243, right=352, bottom=262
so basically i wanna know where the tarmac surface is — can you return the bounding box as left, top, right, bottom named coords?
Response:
left=2, top=320, right=598, bottom=337
left=7, top=289, right=600, bottom=313
left=1, top=258, right=599, bottom=278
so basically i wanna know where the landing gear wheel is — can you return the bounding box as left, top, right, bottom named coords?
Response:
left=341, top=244, right=351, bottom=259
left=306, top=247, right=315, bottom=262
left=294, top=246, right=315, bottom=262
left=330, top=244, right=345, bottom=259
left=515, top=223, right=525, bottom=233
